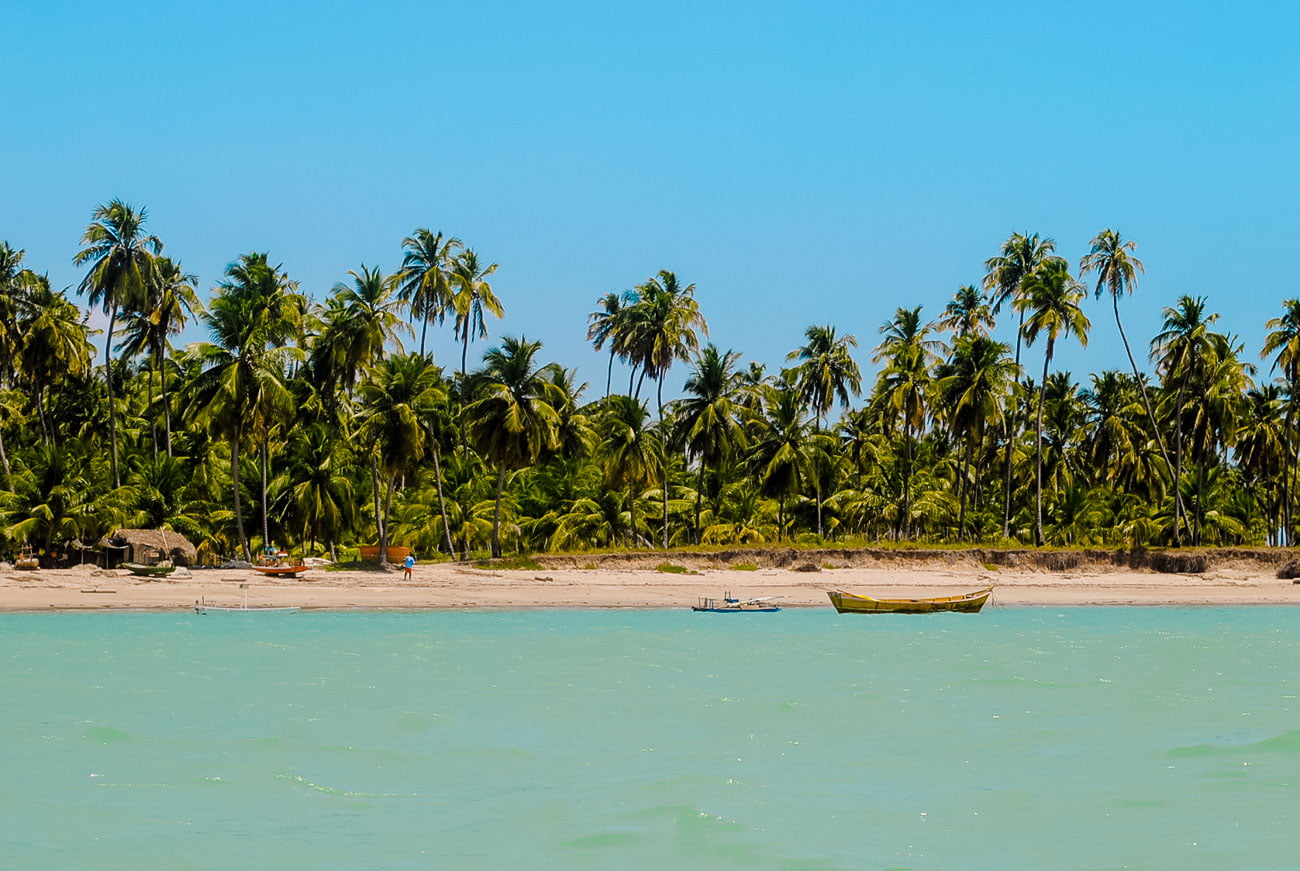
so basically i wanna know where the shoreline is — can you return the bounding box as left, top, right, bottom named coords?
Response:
left=2, top=562, right=1299, bottom=611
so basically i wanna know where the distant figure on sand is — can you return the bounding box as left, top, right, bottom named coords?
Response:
left=403, top=553, right=415, bottom=579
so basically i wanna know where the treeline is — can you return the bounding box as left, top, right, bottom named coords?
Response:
left=1, top=202, right=1297, bottom=562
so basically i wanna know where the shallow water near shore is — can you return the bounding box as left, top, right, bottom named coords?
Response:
left=2, top=607, right=1297, bottom=869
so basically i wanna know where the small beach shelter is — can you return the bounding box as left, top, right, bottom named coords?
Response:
left=99, top=529, right=199, bottom=567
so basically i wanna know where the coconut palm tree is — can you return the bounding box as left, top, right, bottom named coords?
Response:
left=450, top=249, right=505, bottom=380
left=619, top=270, right=709, bottom=417
left=73, top=199, right=164, bottom=487
left=747, top=379, right=818, bottom=541
left=786, top=324, right=862, bottom=429
left=871, top=307, right=940, bottom=538
left=1015, top=260, right=1091, bottom=545
left=18, top=275, right=96, bottom=447
left=1261, top=298, right=1300, bottom=542
left=677, top=345, right=746, bottom=541
left=399, top=228, right=462, bottom=358
left=984, top=232, right=1062, bottom=537
left=587, top=291, right=633, bottom=399
left=325, top=265, right=410, bottom=390
left=601, top=394, right=662, bottom=548
left=1079, top=229, right=1188, bottom=543
left=118, top=256, right=201, bottom=456
left=463, top=336, right=561, bottom=557
left=936, top=284, right=995, bottom=340
left=184, top=253, right=304, bottom=560
left=933, top=335, right=1016, bottom=538
left=357, top=353, right=443, bottom=563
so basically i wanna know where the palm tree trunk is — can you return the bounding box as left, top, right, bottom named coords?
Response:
left=694, top=465, right=705, bottom=544
left=628, top=484, right=636, bottom=548
left=261, top=436, right=270, bottom=548
left=382, top=473, right=396, bottom=561
left=1175, top=384, right=1184, bottom=544
left=160, top=356, right=173, bottom=457
left=1035, top=345, right=1052, bottom=547
left=903, top=422, right=913, bottom=540
left=105, top=308, right=121, bottom=488
left=371, top=453, right=384, bottom=561
left=419, top=313, right=430, bottom=359
left=958, top=437, right=972, bottom=540
left=662, top=468, right=669, bottom=550
left=1002, top=311, right=1025, bottom=539
left=0, top=413, right=11, bottom=488
left=606, top=350, right=615, bottom=400
left=491, top=464, right=506, bottom=558
left=1113, top=293, right=1188, bottom=545
left=231, top=433, right=250, bottom=562
left=147, top=359, right=158, bottom=461
left=431, top=448, right=456, bottom=559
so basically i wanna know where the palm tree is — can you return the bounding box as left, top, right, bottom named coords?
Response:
left=1015, top=260, right=1091, bottom=546
left=0, top=240, right=39, bottom=482
left=184, top=253, right=304, bottom=560
left=746, top=380, right=817, bottom=541
left=587, top=291, right=632, bottom=399
left=1079, top=229, right=1188, bottom=543
left=450, top=249, right=505, bottom=380
left=934, top=335, right=1016, bottom=537
left=1152, top=295, right=1217, bottom=544
left=118, top=256, right=201, bottom=456
left=620, top=270, right=709, bottom=417
left=357, top=354, right=443, bottom=563
left=325, top=265, right=410, bottom=391
left=936, top=284, right=994, bottom=339
left=1261, top=298, right=1300, bottom=542
left=18, top=275, right=96, bottom=447
left=786, top=324, right=862, bottom=429
left=984, top=233, right=1062, bottom=537
left=870, top=307, right=940, bottom=538
left=73, top=199, right=164, bottom=487
left=678, top=345, right=746, bottom=541
left=601, top=394, right=662, bottom=548
left=463, top=336, right=561, bottom=557
left=399, top=228, right=462, bottom=358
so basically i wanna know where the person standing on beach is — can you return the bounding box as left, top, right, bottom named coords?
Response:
left=403, top=553, right=415, bottom=580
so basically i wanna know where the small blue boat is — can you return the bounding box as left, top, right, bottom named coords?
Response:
left=692, top=592, right=781, bottom=613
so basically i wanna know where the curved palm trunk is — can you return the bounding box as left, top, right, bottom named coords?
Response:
left=147, top=359, right=158, bottom=460
left=491, top=464, right=507, bottom=558
left=431, top=448, right=456, bottom=559
left=1111, top=292, right=1189, bottom=545
left=105, top=308, right=121, bottom=488
left=605, top=350, right=615, bottom=399
left=628, top=484, right=637, bottom=548
left=1035, top=342, right=1053, bottom=547
left=694, top=465, right=705, bottom=544
left=419, top=313, right=430, bottom=359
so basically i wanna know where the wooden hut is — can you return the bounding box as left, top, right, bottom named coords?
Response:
left=99, top=529, right=199, bottom=568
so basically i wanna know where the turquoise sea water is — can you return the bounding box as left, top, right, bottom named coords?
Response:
left=1, top=608, right=1298, bottom=870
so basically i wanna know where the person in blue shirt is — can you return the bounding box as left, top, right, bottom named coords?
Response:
left=403, top=553, right=415, bottom=579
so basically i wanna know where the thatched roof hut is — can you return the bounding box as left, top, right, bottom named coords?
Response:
left=99, top=529, right=198, bottom=567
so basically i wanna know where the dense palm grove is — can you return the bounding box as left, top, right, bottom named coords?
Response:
left=2, top=201, right=1299, bottom=563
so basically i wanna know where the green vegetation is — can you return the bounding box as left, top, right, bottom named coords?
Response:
left=731, top=563, right=759, bottom=571
left=476, top=556, right=542, bottom=571
left=0, top=210, right=1294, bottom=563
left=655, top=563, right=690, bottom=574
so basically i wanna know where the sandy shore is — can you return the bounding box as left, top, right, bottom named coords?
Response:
left=1, top=561, right=1299, bottom=610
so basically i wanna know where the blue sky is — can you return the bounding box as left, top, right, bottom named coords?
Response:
left=3, top=1, right=1298, bottom=399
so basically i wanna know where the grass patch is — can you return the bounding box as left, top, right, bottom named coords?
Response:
left=822, top=562, right=836, bottom=570
left=476, top=555, right=543, bottom=570
left=982, top=562, right=1000, bottom=571
left=731, top=563, right=758, bottom=571
left=324, top=560, right=369, bottom=572
left=656, top=562, right=698, bottom=575
left=579, top=563, right=598, bottom=570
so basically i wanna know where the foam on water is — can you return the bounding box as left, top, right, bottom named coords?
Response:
left=1, top=607, right=1298, bottom=869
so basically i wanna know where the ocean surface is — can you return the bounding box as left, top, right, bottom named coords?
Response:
left=1, top=607, right=1297, bottom=870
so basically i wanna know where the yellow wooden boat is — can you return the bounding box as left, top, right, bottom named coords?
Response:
left=827, top=586, right=992, bottom=614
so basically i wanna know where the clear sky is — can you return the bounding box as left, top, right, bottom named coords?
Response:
left=3, top=1, right=1298, bottom=399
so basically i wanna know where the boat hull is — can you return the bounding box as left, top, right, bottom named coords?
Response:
left=195, top=606, right=300, bottom=614
left=122, top=563, right=176, bottom=577
left=691, top=606, right=782, bottom=613
left=251, top=566, right=309, bottom=578
left=828, top=587, right=991, bottom=614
